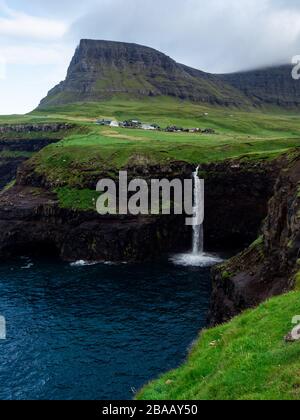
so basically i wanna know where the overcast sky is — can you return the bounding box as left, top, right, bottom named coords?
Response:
left=1, top=0, right=300, bottom=114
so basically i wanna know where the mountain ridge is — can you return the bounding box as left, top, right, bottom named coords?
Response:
left=219, top=64, right=300, bottom=107
left=39, top=39, right=298, bottom=109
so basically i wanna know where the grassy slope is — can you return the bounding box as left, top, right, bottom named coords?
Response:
left=1, top=96, right=300, bottom=205
left=28, top=98, right=300, bottom=182
left=137, top=291, right=300, bottom=400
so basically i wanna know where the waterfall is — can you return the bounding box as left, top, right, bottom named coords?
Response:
left=192, top=166, right=204, bottom=255
left=169, top=165, right=223, bottom=267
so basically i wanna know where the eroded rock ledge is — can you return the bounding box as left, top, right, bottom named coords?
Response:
left=209, top=150, right=300, bottom=326
left=0, top=185, right=192, bottom=262
left=0, top=123, right=74, bottom=190
left=0, top=152, right=290, bottom=264
left=0, top=123, right=73, bottom=134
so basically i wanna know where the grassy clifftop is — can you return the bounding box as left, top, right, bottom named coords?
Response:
left=2, top=97, right=300, bottom=209
left=27, top=98, right=300, bottom=184
left=137, top=291, right=300, bottom=400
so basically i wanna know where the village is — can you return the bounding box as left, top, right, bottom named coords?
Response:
left=96, top=118, right=216, bottom=134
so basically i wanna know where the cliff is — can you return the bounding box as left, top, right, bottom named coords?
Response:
left=0, top=123, right=73, bottom=190
left=210, top=150, right=300, bottom=325
left=0, top=159, right=195, bottom=262
left=0, top=152, right=283, bottom=263
left=219, top=65, right=300, bottom=108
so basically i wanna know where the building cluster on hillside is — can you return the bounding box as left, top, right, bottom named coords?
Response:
left=96, top=119, right=215, bottom=134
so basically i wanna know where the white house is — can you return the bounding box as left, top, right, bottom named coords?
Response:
left=141, top=124, right=156, bottom=130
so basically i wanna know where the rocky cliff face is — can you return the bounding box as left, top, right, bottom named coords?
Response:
left=200, top=159, right=280, bottom=250
left=209, top=150, right=300, bottom=325
left=220, top=65, right=300, bottom=107
left=0, top=152, right=281, bottom=263
left=0, top=123, right=73, bottom=190
left=0, top=123, right=73, bottom=135
left=39, top=40, right=248, bottom=108
left=0, top=159, right=195, bottom=262
left=0, top=185, right=192, bottom=262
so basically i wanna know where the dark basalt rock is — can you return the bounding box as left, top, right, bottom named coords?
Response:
left=209, top=151, right=300, bottom=326
left=0, top=158, right=26, bottom=190
left=0, top=186, right=191, bottom=262
left=0, top=154, right=282, bottom=264
left=17, top=157, right=195, bottom=190
left=0, top=123, right=73, bottom=134
left=199, top=159, right=280, bottom=250
left=0, top=159, right=194, bottom=261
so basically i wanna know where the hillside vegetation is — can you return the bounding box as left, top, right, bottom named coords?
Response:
left=1, top=97, right=300, bottom=209
left=31, top=98, right=300, bottom=177
left=137, top=291, right=300, bottom=400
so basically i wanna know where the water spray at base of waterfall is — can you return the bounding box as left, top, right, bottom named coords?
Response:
left=170, top=253, right=223, bottom=267
left=170, top=166, right=223, bottom=267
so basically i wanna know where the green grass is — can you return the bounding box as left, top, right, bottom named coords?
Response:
left=31, top=96, right=300, bottom=134
left=1, top=96, right=300, bottom=202
left=55, top=187, right=100, bottom=211
left=28, top=124, right=300, bottom=189
left=137, top=291, right=300, bottom=400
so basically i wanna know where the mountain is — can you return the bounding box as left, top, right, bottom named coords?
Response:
left=219, top=65, right=300, bottom=107
left=39, top=40, right=300, bottom=109
left=39, top=40, right=248, bottom=108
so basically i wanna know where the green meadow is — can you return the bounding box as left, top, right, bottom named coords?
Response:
left=137, top=290, right=300, bottom=401
left=5, top=97, right=294, bottom=188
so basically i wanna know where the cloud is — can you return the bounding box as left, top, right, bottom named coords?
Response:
left=0, top=44, right=73, bottom=65
left=2, top=0, right=300, bottom=114
left=67, top=0, right=300, bottom=72
left=0, top=1, right=68, bottom=40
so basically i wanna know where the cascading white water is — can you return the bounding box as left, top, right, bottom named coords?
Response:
left=169, top=166, right=223, bottom=267
left=192, top=166, right=204, bottom=255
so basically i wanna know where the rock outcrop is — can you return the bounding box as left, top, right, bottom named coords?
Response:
left=0, top=186, right=191, bottom=262
left=209, top=150, right=300, bottom=325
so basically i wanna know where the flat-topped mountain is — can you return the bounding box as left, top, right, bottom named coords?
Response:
left=39, top=39, right=300, bottom=109
left=39, top=40, right=248, bottom=108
